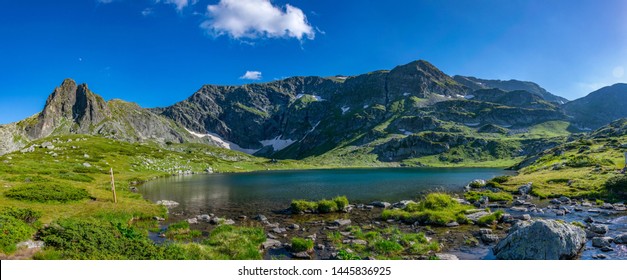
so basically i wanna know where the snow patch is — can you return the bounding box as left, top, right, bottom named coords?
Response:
left=399, top=129, right=413, bottom=136
left=185, top=128, right=259, bottom=154
left=260, top=137, right=295, bottom=152
left=464, top=123, right=480, bottom=127
left=295, top=94, right=325, bottom=101
left=403, top=92, right=411, bottom=96
left=464, top=95, right=475, bottom=99
left=341, top=106, right=350, bottom=115
left=363, top=105, right=369, bottom=109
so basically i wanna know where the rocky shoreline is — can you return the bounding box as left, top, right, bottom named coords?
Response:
left=153, top=183, right=627, bottom=260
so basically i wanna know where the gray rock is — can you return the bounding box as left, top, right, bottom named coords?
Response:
left=517, top=183, right=532, bottom=195
left=272, top=227, right=287, bottom=234
left=205, top=167, right=214, bottom=174
left=558, top=196, right=571, bottom=204
left=292, top=252, right=311, bottom=259
left=288, top=224, right=300, bottom=230
left=371, top=201, right=391, bottom=208
left=514, top=214, right=532, bottom=221
left=591, top=237, right=613, bottom=248
left=555, top=210, right=566, bottom=216
left=254, top=214, right=268, bottom=222
left=446, top=221, right=460, bottom=227
left=153, top=216, right=165, bottom=221
left=481, top=234, right=500, bottom=244
left=510, top=206, right=529, bottom=212
left=600, top=203, right=614, bottom=210
left=614, top=233, right=627, bottom=244
left=588, top=224, right=609, bottom=235
left=435, top=253, right=459, bottom=260
left=156, top=200, right=179, bottom=208
left=262, top=239, right=282, bottom=249
left=351, top=239, right=368, bottom=246
left=82, top=162, right=92, bottom=168
left=592, top=254, right=607, bottom=259
left=186, top=218, right=198, bottom=224
left=223, top=219, right=235, bottom=225
left=493, top=219, right=586, bottom=260
left=466, top=211, right=490, bottom=222
left=196, top=214, right=212, bottom=222
left=16, top=240, right=44, bottom=249
left=332, top=219, right=352, bottom=227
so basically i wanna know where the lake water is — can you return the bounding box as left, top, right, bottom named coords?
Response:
left=140, top=168, right=513, bottom=214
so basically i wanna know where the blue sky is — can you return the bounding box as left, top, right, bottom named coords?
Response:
left=0, top=0, right=626, bottom=124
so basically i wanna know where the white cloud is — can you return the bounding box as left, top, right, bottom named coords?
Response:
left=165, top=0, right=194, bottom=11
left=97, top=0, right=114, bottom=3
left=141, top=8, right=154, bottom=16
left=201, top=0, right=315, bottom=40
left=240, top=71, right=262, bottom=80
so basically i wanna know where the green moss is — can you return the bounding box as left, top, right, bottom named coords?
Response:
left=317, top=199, right=338, bottom=213
left=476, top=210, right=504, bottom=226
left=291, top=237, right=314, bottom=252
left=290, top=200, right=318, bottom=213
left=333, top=196, right=349, bottom=209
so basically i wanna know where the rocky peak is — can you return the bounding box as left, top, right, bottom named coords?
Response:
left=387, top=60, right=469, bottom=98
left=26, top=79, right=110, bottom=138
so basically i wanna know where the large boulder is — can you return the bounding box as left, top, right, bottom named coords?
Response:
left=493, top=219, right=586, bottom=260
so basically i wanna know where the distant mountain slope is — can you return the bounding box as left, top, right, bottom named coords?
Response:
left=453, top=75, right=568, bottom=104
left=0, top=79, right=206, bottom=155
left=562, top=83, right=627, bottom=130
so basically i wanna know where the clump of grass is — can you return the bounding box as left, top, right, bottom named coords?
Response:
left=165, top=221, right=201, bottom=241
left=202, top=225, right=266, bottom=260
left=5, top=183, right=91, bottom=203
left=605, top=175, right=627, bottom=199
left=290, top=196, right=350, bottom=214
left=372, top=240, right=403, bottom=255
left=476, top=210, right=504, bottom=226
left=382, top=193, right=474, bottom=226
left=291, top=237, right=314, bottom=252
left=490, top=176, right=510, bottom=184
left=290, top=200, right=318, bottom=213
left=464, top=191, right=513, bottom=203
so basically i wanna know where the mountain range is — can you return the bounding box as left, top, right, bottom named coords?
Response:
left=1, top=60, right=625, bottom=166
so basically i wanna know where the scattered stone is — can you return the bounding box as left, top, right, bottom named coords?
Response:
left=156, top=200, right=179, bottom=208
left=307, top=234, right=317, bottom=241
left=493, top=219, right=586, bottom=260
left=288, top=224, right=300, bottom=230
left=317, top=244, right=325, bottom=250
left=550, top=199, right=562, bottom=205
left=592, top=237, right=613, bottom=248
left=84, top=154, right=90, bottom=158
left=466, top=211, right=490, bottom=223
left=588, top=208, right=602, bottom=213
left=600, top=246, right=614, bottom=252
left=435, top=253, right=459, bottom=260
left=584, top=217, right=595, bottom=223
left=153, top=216, right=165, bottom=221
left=600, top=203, right=614, bottom=210
left=351, top=240, right=368, bottom=246
left=205, top=167, right=214, bottom=174
left=371, top=201, right=391, bottom=208
left=446, top=222, right=460, bottom=227
left=238, top=215, right=247, bottom=220
left=267, top=233, right=278, bottom=239
left=223, top=219, right=235, bottom=225
left=392, top=200, right=415, bottom=209
left=592, top=254, right=607, bottom=259
left=481, top=234, right=500, bottom=244
left=613, top=233, right=627, bottom=244
left=517, top=183, right=532, bottom=195
left=513, top=200, right=526, bottom=206
left=558, top=196, right=571, bottom=204
left=365, top=205, right=374, bottom=210
left=254, top=214, right=268, bottom=222
left=272, top=227, right=287, bottom=234
left=332, top=219, right=352, bottom=227
left=292, top=252, right=311, bottom=259
left=82, top=162, right=92, bottom=168
left=197, top=214, right=212, bottom=222
left=262, top=239, right=282, bottom=249
left=186, top=218, right=198, bottom=224
left=510, top=206, right=529, bottom=212
left=574, top=207, right=583, bottom=212
left=588, top=224, right=609, bottom=235
left=16, top=240, right=44, bottom=249
left=582, top=202, right=593, bottom=207
left=555, top=210, right=566, bottom=216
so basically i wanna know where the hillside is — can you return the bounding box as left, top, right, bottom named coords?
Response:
left=453, top=75, right=568, bottom=104
left=562, top=83, right=627, bottom=130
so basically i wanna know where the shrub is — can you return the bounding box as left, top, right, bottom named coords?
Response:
left=468, top=181, right=485, bottom=189
left=421, top=193, right=455, bottom=210
left=490, top=176, right=510, bottom=184
left=291, top=237, right=314, bottom=252
left=0, top=214, right=35, bottom=254
left=1, top=207, right=42, bottom=224
left=382, top=193, right=473, bottom=226
left=566, top=155, right=600, bottom=168
left=333, top=196, right=349, bottom=209
left=56, top=172, right=95, bottom=183
left=5, top=184, right=90, bottom=203
left=290, top=200, right=317, bottom=213
left=605, top=175, right=627, bottom=198
left=317, top=199, right=338, bottom=213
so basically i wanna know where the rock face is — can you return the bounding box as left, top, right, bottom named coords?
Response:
left=493, top=220, right=586, bottom=260
left=452, top=75, right=568, bottom=104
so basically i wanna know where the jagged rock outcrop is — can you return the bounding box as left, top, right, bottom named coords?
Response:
left=493, top=219, right=586, bottom=260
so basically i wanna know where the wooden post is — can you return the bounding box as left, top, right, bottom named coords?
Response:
left=110, top=168, right=117, bottom=203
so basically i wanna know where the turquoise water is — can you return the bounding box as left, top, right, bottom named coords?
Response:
left=140, top=168, right=513, bottom=213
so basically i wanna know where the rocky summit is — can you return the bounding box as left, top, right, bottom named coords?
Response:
left=1, top=60, right=626, bottom=166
